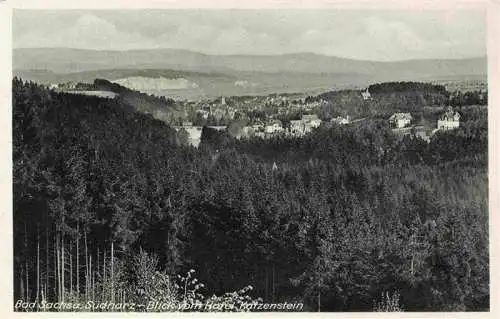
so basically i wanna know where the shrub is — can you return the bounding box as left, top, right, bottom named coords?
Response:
left=373, top=291, right=404, bottom=312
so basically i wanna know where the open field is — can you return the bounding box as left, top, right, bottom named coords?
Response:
left=64, top=90, right=118, bottom=98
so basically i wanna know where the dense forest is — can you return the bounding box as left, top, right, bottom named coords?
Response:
left=311, top=82, right=487, bottom=120
left=13, top=78, right=488, bottom=312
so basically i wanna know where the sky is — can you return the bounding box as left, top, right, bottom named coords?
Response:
left=12, top=9, right=486, bottom=61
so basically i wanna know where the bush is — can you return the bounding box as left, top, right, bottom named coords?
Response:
left=373, top=291, right=404, bottom=312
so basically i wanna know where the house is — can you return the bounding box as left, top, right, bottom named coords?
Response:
left=288, top=115, right=322, bottom=136
left=301, top=114, right=322, bottom=128
left=63, top=81, right=76, bottom=90
left=331, top=115, right=350, bottom=125
left=289, top=120, right=307, bottom=136
left=361, top=88, right=371, bottom=100
left=437, top=107, right=460, bottom=130
left=389, top=113, right=412, bottom=128
left=265, top=120, right=284, bottom=134
left=290, top=121, right=313, bottom=136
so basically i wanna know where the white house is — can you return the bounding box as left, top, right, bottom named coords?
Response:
left=389, top=113, right=412, bottom=128
left=65, top=82, right=76, bottom=90
left=301, top=114, right=322, bottom=128
left=265, top=120, right=284, bottom=134
left=437, top=108, right=460, bottom=131
left=361, top=88, right=371, bottom=100
left=289, top=120, right=307, bottom=136
left=331, top=115, right=350, bottom=125
left=288, top=115, right=322, bottom=136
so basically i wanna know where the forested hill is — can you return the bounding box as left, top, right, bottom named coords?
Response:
left=13, top=77, right=202, bottom=304
left=367, top=82, right=448, bottom=94
left=308, top=81, right=487, bottom=119
left=13, top=77, right=181, bottom=147
left=13, top=78, right=489, bottom=312
left=12, top=76, right=192, bottom=270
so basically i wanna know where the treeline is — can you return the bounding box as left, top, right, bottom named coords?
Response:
left=449, top=90, right=488, bottom=107
left=13, top=78, right=489, bottom=311
left=367, top=82, right=450, bottom=113
left=64, top=79, right=180, bottom=124
left=229, top=115, right=486, bottom=167
left=368, top=82, right=448, bottom=95
left=93, top=79, right=177, bottom=109
left=311, top=81, right=487, bottom=120
left=314, top=90, right=372, bottom=119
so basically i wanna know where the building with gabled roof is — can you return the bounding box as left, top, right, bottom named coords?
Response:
left=301, top=114, right=322, bottom=128
left=331, top=115, right=350, bottom=125
left=265, top=120, right=284, bottom=134
left=437, top=107, right=460, bottom=131
left=389, top=113, right=412, bottom=128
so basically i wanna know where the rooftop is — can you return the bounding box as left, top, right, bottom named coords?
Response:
left=389, top=113, right=413, bottom=121
left=302, top=114, right=320, bottom=121
left=439, top=108, right=461, bottom=121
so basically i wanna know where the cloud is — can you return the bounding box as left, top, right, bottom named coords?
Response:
left=15, top=13, right=146, bottom=50
left=292, top=13, right=484, bottom=60
left=342, top=16, right=427, bottom=60
left=13, top=10, right=486, bottom=60
left=64, top=14, right=120, bottom=46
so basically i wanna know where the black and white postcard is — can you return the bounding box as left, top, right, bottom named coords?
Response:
left=2, top=0, right=498, bottom=317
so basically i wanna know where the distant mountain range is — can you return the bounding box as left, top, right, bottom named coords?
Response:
left=13, top=48, right=487, bottom=99
left=14, top=48, right=487, bottom=76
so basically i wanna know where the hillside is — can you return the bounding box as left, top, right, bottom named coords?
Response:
left=13, top=48, right=486, bottom=99
left=90, top=78, right=185, bottom=123
left=13, top=77, right=489, bottom=311
left=13, top=67, right=370, bottom=100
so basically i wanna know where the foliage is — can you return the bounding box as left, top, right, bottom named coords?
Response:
left=373, top=291, right=404, bottom=312
left=312, top=82, right=454, bottom=119
left=13, top=78, right=489, bottom=312
left=368, top=82, right=447, bottom=95
left=449, top=90, right=487, bottom=106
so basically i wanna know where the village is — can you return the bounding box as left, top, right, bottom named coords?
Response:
left=173, top=88, right=464, bottom=147
left=12, top=7, right=492, bottom=314
left=49, top=81, right=467, bottom=148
